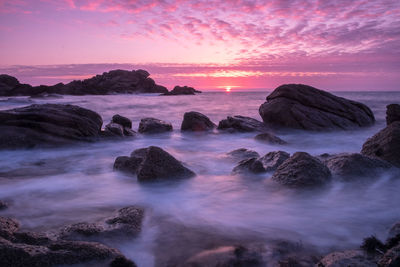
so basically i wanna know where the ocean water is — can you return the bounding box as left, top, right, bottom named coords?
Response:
left=0, top=91, right=399, bottom=266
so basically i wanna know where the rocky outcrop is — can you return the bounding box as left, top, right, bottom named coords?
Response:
left=388, top=222, right=400, bottom=240
left=138, top=118, right=173, bottom=134
left=0, top=69, right=168, bottom=96
left=114, top=146, right=195, bottom=181
left=361, top=121, right=400, bottom=167
left=379, top=244, right=400, bottom=267
left=162, top=86, right=201, bottom=95
left=259, top=151, right=290, bottom=172
left=254, top=132, right=287, bottom=145
left=218, top=116, right=267, bottom=132
left=271, top=152, right=331, bottom=187
left=226, top=148, right=260, bottom=162
left=317, top=249, right=377, bottom=267
left=103, top=114, right=135, bottom=137
left=259, top=84, right=375, bottom=131
left=0, top=104, right=103, bottom=149
left=387, top=104, right=400, bottom=125
left=181, top=111, right=216, bottom=132
left=324, top=153, right=392, bottom=179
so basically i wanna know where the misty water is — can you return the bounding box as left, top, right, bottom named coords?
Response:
left=0, top=91, right=400, bottom=266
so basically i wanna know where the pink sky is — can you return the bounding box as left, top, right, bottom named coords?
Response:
left=0, top=0, right=399, bottom=91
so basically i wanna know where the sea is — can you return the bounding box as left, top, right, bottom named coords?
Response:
left=0, top=91, right=399, bottom=266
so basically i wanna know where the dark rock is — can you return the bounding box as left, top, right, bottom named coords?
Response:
left=13, top=232, right=51, bottom=246
left=259, top=84, right=375, bottom=131
left=105, top=123, right=124, bottom=137
left=105, top=206, right=144, bottom=236
left=388, top=222, right=400, bottom=240
left=361, top=121, right=400, bottom=167
left=259, top=151, right=290, bottom=172
left=232, top=158, right=265, bottom=174
left=317, top=249, right=378, bottom=267
left=378, top=244, right=400, bottom=267
left=218, top=115, right=267, bottom=132
left=0, top=74, right=34, bottom=96
left=112, top=114, right=132, bottom=129
left=271, top=152, right=331, bottom=187
left=0, top=104, right=103, bottom=149
left=0, top=217, right=19, bottom=240
left=59, top=223, right=104, bottom=240
left=162, top=85, right=201, bottom=95
left=227, top=148, right=260, bottom=162
left=324, top=153, right=392, bottom=179
left=138, top=117, right=173, bottom=134
left=123, top=127, right=136, bottom=136
left=114, top=146, right=195, bottom=181
left=254, top=132, right=287, bottom=145
left=110, top=256, right=137, bottom=267
left=387, top=104, right=400, bottom=125
left=181, top=111, right=216, bottom=131
left=0, top=201, right=8, bottom=210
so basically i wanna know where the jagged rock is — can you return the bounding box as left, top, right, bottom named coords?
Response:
left=271, top=152, right=331, bottom=187
left=138, top=118, right=173, bottom=134
left=361, top=122, right=400, bottom=167
left=112, top=114, right=132, bottom=129
left=232, top=158, right=265, bottom=174
left=114, top=146, right=195, bottom=181
left=259, top=84, right=375, bottom=131
left=162, top=85, right=201, bottom=95
left=254, top=132, right=287, bottom=145
left=324, top=153, right=392, bottom=179
left=387, top=104, right=400, bottom=125
left=317, top=249, right=377, bottom=267
left=378, top=244, right=400, bottom=267
left=227, top=148, right=260, bottom=162
left=259, top=151, right=290, bottom=172
left=181, top=111, right=216, bottom=131
left=0, top=104, right=103, bottom=149
left=218, top=115, right=267, bottom=132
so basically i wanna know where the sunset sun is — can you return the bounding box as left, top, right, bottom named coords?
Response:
left=225, top=86, right=231, bottom=92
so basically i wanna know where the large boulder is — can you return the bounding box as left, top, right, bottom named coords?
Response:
left=259, top=84, right=375, bottom=131
left=324, top=153, right=392, bottom=179
left=138, top=118, right=173, bottom=134
left=259, top=151, right=290, bottom=172
left=0, top=104, right=103, bottom=149
left=0, top=74, right=34, bottom=96
left=387, top=104, right=400, bottom=125
left=181, top=111, right=216, bottom=132
left=361, top=121, right=400, bottom=167
left=271, top=152, right=331, bottom=187
left=162, top=85, right=201, bottom=95
left=218, top=116, right=267, bottom=132
left=114, top=146, right=195, bottom=181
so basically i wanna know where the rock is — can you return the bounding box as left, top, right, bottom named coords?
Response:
left=259, top=84, right=375, bottom=131
left=0, top=69, right=168, bottom=96
left=361, top=122, right=400, bottom=167
left=387, top=104, right=400, bottom=125
left=162, top=85, right=202, bottom=95
left=112, top=114, right=132, bottom=129
left=104, top=122, right=124, bottom=137
left=232, top=158, right=265, bottom=174
left=254, top=132, right=287, bottom=145
left=0, top=201, right=8, bottom=210
left=110, top=256, right=137, bottom=267
left=0, top=217, right=19, bottom=240
left=324, top=153, right=392, bottom=179
left=271, top=152, right=331, bottom=187
left=138, top=117, right=173, bottom=134
left=227, top=148, right=260, bottom=162
left=114, top=146, right=195, bottom=181
left=181, top=111, right=216, bottom=132
left=378, top=244, right=400, bottom=267
left=218, top=115, right=267, bottom=132
left=388, top=222, right=400, bottom=240
left=317, top=249, right=377, bottom=267
left=259, top=151, right=290, bottom=172
left=0, top=104, right=103, bottom=149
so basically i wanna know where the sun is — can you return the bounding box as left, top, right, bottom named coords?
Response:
left=225, top=86, right=231, bottom=92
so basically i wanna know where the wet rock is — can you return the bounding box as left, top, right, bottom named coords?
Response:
left=387, top=104, right=400, bottom=125
left=110, top=256, right=137, bottom=267
left=162, top=85, right=201, bottom=95
left=218, top=115, right=267, bottom=132
left=104, top=122, right=124, bottom=137
left=227, top=148, right=260, bottom=162
left=181, top=111, right=216, bottom=132
left=259, top=84, right=375, bottom=131
left=0, top=201, right=8, bottom=210
left=114, top=146, right=195, bottom=181
left=138, top=117, right=173, bottom=134
left=232, top=158, right=265, bottom=174
left=378, top=244, right=400, bottom=267
left=388, top=222, right=400, bottom=240
left=103, top=114, right=136, bottom=138
left=0, top=217, right=19, bottom=240
left=60, top=223, right=105, bottom=240
left=317, top=249, right=377, bottom=267
left=0, top=104, right=103, bottom=149
left=324, top=153, right=392, bottom=179
left=13, top=232, right=51, bottom=246
left=272, top=152, right=331, bottom=187
left=259, top=151, right=290, bottom=172
left=112, top=114, right=132, bottom=129
left=254, top=132, right=287, bottom=145
left=361, top=121, right=400, bottom=167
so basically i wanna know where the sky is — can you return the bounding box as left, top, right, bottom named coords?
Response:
left=0, top=0, right=400, bottom=91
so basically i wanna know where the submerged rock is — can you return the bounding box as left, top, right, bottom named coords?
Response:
left=324, top=153, right=392, bottom=179
left=387, top=104, right=400, bottom=125
left=361, top=121, right=400, bottom=167
left=317, top=249, right=377, bottom=267
left=259, top=84, right=375, bottom=131
left=114, top=146, right=195, bottom=181
left=138, top=117, right=173, bottom=134
left=254, top=132, right=287, bottom=145
left=162, top=85, right=201, bottom=95
left=181, top=111, right=216, bottom=132
left=0, top=201, right=8, bottom=210
left=0, top=104, right=103, bottom=149
left=271, top=152, right=331, bottom=187
left=218, top=115, right=267, bottom=132
left=227, top=148, right=260, bottom=162
left=232, top=158, right=265, bottom=174
left=112, top=114, right=132, bottom=129
left=259, top=151, right=290, bottom=172
left=103, top=114, right=135, bottom=137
